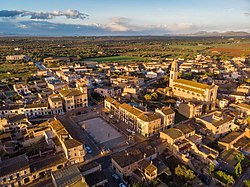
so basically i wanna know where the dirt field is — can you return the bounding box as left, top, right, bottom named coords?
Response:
left=209, top=43, right=250, bottom=56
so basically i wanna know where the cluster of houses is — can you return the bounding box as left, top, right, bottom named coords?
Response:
left=108, top=101, right=250, bottom=182
left=105, top=57, right=250, bottom=183
left=1, top=122, right=108, bottom=187
left=1, top=52, right=250, bottom=186
left=0, top=117, right=86, bottom=186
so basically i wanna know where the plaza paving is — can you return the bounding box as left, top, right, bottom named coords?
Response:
left=79, top=117, right=126, bottom=149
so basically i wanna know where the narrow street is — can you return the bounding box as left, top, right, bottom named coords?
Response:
left=234, top=166, right=250, bottom=187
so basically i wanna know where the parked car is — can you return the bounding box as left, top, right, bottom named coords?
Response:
left=112, top=174, right=120, bottom=182
left=85, top=145, right=92, bottom=154
left=126, top=128, right=132, bottom=133
left=119, top=182, right=127, bottom=187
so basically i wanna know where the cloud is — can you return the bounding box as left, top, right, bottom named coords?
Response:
left=0, top=17, right=238, bottom=36
left=105, top=17, right=131, bottom=32
left=166, top=22, right=197, bottom=32
left=0, top=9, right=88, bottom=20
left=17, top=24, right=28, bottom=29
left=103, top=17, right=201, bottom=34
left=245, top=12, right=250, bottom=16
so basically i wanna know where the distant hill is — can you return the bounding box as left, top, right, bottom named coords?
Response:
left=184, top=31, right=250, bottom=37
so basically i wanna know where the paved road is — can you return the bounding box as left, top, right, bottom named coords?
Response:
left=34, top=61, right=47, bottom=70
left=57, top=107, right=101, bottom=160
left=231, top=60, right=249, bottom=79
left=141, top=75, right=163, bottom=89
left=234, top=166, right=250, bottom=187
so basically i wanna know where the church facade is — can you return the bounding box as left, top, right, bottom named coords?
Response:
left=167, top=61, right=218, bottom=106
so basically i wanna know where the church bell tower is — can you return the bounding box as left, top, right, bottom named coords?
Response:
left=169, top=61, right=178, bottom=87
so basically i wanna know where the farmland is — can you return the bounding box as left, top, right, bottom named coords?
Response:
left=0, top=62, right=37, bottom=81
left=84, top=56, right=146, bottom=62
left=0, top=36, right=249, bottom=81
left=208, top=42, right=250, bottom=57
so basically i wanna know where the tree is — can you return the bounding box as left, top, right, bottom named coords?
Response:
left=209, top=163, right=215, bottom=174
left=144, top=94, right=152, bottom=101
left=246, top=116, right=250, bottom=125
left=215, top=170, right=235, bottom=186
left=175, top=164, right=195, bottom=181
left=235, top=153, right=245, bottom=163
left=227, top=175, right=235, bottom=186
left=151, top=92, right=158, bottom=100
left=235, top=162, right=242, bottom=177
left=182, top=72, right=193, bottom=80
left=244, top=180, right=250, bottom=187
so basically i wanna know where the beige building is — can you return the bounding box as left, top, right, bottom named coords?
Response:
left=230, top=103, right=250, bottom=117
left=196, top=111, right=238, bottom=137
left=111, top=143, right=157, bottom=179
left=178, top=102, right=203, bottom=118
left=122, top=86, right=138, bottom=98
left=43, top=57, right=71, bottom=64
left=48, top=94, right=63, bottom=110
left=119, top=103, right=161, bottom=137
left=76, top=78, right=88, bottom=94
left=160, top=124, right=217, bottom=164
left=218, top=126, right=250, bottom=150
left=104, top=98, right=162, bottom=137
left=6, top=55, right=26, bottom=61
left=94, top=87, right=115, bottom=98
left=155, top=107, right=175, bottom=129
left=0, top=154, right=31, bottom=187
left=168, top=61, right=218, bottom=108
left=0, top=114, right=30, bottom=133
left=110, top=75, right=144, bottom=87
left=138, top=159, right=158, bottom=181
left=51, top=165, right=88, bottom=187
left=237, top=83, right=250, bottom=94
left=47, top=80, right=67, bottom=91
left=59, top=88, right=88, bottom=111
left=13, top=83, right=31, bottom=95
left=49, top=119, right=85, bottom=164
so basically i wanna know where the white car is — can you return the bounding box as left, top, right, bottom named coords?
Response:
left=131, top=131, right=136, bottom=135
left=126, top=128, right=132, bottom=133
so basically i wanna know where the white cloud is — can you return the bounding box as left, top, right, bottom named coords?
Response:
left=103, top=17, right=201, bottom=34
left=167, top=22, right=196, bottom=32
left=0, top=9, right=88, bottom=20
left=17, top=24, right=28, bottom=29
left=105, top=17, right=131, bottom=32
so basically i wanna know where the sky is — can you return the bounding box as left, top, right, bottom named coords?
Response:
left=0, top=0, right=250, bottom=36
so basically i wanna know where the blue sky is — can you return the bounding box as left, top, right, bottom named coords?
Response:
left=0, top=0, right=250, bottom=35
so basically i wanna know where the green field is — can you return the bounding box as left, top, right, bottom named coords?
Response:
left=0, top=63, right=37, bottom=81
left=84, top=56, right=145, bottom=62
